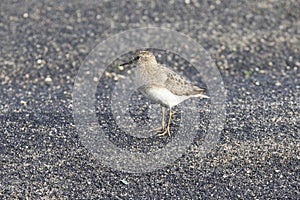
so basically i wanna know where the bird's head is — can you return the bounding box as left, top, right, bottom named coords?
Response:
left=134, top=50, right=157, bottom=65
left=120, top=50, right=157, bottom=66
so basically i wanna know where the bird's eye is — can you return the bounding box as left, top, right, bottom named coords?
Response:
left=135, top=56, right=140, bottom=60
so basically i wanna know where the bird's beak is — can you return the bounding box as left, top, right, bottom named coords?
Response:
left=119, top=56, right=138, bottom=66
left=119, top=59, right=133, bottom=66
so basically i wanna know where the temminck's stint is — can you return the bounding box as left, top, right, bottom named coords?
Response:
left=120, top=50, right=209, bottom=136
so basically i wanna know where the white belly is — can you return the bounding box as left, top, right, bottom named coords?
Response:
left=140, top=86, right=189, bottom=108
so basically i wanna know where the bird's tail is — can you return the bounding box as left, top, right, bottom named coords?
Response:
left=192, top=86, right=209, bottom=99
left=192, top=93, right=209, bottom=99
left=198, top=94, right=210, bottom=99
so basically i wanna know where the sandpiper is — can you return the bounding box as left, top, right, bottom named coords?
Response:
left=120, top=50, right=209, bottom=136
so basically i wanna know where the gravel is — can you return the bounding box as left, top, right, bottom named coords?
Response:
left=1, top=0, right=299, bottom=199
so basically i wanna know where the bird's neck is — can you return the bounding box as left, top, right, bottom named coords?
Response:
left=139, top=61, right=159, bottom=69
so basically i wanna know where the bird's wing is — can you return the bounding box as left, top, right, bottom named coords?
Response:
left=160, top=66, right=205, bottom=96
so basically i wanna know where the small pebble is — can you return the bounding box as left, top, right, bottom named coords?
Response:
left=268, top=61, right=273, bottom=66
left=120, top=179, right=129, bottom=185
left=105, top=72, right=111, bottom=77
left=45, top=76, right=52, bottom=82
left=118, top=65, right=124, bottom=71
left=37, top=59, right=46, bottom=64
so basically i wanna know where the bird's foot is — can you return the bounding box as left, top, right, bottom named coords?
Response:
left=157, top=126, right=170, bottom=137
left=153, top=126, right=164, bottom=132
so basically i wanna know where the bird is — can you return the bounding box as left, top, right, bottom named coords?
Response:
left=120, top=50, right=209, bottom=136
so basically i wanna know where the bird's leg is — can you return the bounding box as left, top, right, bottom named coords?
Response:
left=153, top=106, right=165, bottom=132
left=161, top=106, right=165, bottom=130
left=158, top=108, right=173, bottom=136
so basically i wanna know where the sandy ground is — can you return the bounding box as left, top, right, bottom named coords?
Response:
left=1, top=0, right=299, bottom=199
